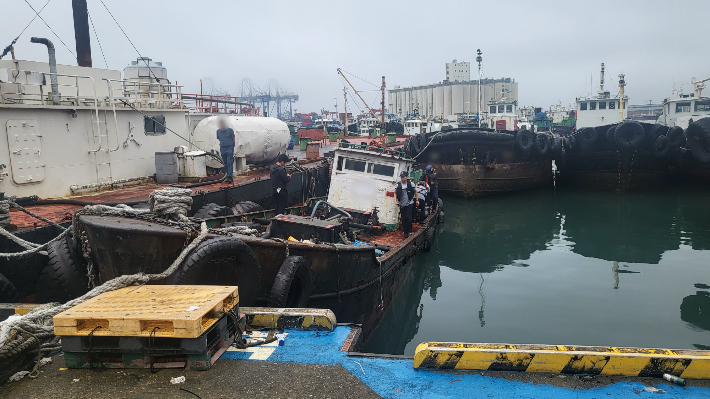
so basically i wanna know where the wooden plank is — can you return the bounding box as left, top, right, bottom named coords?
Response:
left=54, top=285, right=238, bottom=338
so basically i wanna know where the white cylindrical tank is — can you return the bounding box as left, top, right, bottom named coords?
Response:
left=192, top=116, right=290, bottom=164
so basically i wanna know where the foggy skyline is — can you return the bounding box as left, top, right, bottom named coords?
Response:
left=4, top=0, right=708, bottom=115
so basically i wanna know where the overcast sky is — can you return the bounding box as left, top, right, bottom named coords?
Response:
left=5, top=0, right=709, bottom=114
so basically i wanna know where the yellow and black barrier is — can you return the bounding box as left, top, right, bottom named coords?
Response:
left=241, top=307, right=336, bottom=331
left=0, top=303, right=40, bottom=322
left=414, top=342, right=710, bottom=379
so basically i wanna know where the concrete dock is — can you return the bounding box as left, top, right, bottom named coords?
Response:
left=3, top=326, right=710, bottom=398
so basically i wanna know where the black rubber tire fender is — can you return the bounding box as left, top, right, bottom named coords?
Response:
left=423, top=227, right=435, bottom=252
left=651, top=135, right=671, bottom=159
left=438, top=211, right=444, bottom=223
left=614, top=121, right=645, bottom=149
left=35, top=236, right=89, bottom=303
left=578, top=127, right=598, bottom=150
left=515, top=129, right=534, bottom=152
left=666, top=126, right=685, bottom=147
left=167, top=236, right=262, bottom=306
left=416, top=134, right=429, bottom=153
left=410, top=134, right=423, bottom=155
left=403, top=137, right=412, bottom=155
left=232, top=201, right=263, bottom=215
left=267, top=256, right=312, bottom=308
left=649, top=124, right=669, bottom=140
left=193, top=203, right=233, bottom=219
left=606, top=126, right=616, bottom=144
left=0, top=272, right=19, bottom=302
left=567, top=134, right=577, bottom=151
left=437, top=198, right=443, bottom=212
left=534, top=133, right=550, bottom=155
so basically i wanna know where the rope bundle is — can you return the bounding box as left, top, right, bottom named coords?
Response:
left=148, top=187, right=193, bottom=221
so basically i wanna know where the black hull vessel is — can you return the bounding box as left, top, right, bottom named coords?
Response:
left=404, top=129, right=556, bottom=198
left=557, top=122, right=680, bottom=192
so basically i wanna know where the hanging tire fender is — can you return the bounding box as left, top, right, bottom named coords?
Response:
left=666, top=126, right=685, bottom=147
left=614, top=121, right=645, bottom=149
left=534, top=133, right=550, bottom=154
left=0, top=272, right=19, bottom=302
left=516, top=129, right=534, bottom=152
left=35, top=235, right=89, bottom=303
left=267, top=256, right=312, bottom=308
left=652, top=135, right=671, bottom=159
left=167, top=236, right=262, bottom=306
left=423, top=226, right=435, bottom=252
left=578, top=127, right=598, bottom=150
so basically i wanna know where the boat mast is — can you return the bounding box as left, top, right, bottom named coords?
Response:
left=343, top=87, right=348, bottom=136
left=476, top=49, right=483, bottom=126
left=337, top=68, right=382, bottom=124
left=381, top=76, right=386, bottom=128
left=599, top=63, right=605, bottom=94
left=618, top=73, right=626, bottom=121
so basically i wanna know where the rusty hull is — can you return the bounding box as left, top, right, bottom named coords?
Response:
left=434, top=161, right=553, bottom=199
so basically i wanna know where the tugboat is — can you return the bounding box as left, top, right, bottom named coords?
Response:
left=74, top=143, right=442, bottom=337
left=558, top=64, right=680, bottom=192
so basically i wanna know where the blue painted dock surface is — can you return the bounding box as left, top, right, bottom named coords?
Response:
left=221, top=327, right=710, bottom=398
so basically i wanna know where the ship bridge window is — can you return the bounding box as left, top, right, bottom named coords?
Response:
left=695, top=101, right=710, bottom=112
left=490, top=105, right=496, bottom=113
left=506, top=105, right=513, bottom=113
left=676, top=102, right=691, bottom=113
left=342, top=158, right=366, bottom=172
left=599, top=101, right=606, bottom=110
left=589, top=102, right=597, bottom=110
left=580, top=102, right=587, bottom=111
left=144, top=115, right=166, bottom=135
left=609, top=101, right=616, bottom=109
left=367, top=163, right=395, bottom=177
left=498, top=105, right=505, bottom=113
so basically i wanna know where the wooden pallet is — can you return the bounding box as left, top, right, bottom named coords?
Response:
left=54, top=285, right=238, bottom=338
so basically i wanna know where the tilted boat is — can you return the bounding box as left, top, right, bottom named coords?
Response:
left=74, top=143, right=442, bottom=337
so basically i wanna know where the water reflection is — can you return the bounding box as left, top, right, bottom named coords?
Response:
left=365, top=185, right=710, bottom=355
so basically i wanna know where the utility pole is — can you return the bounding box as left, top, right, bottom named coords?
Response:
left=72, top=0, right=92, bottom=67
left=343, top=87, right=348, bottom=136
left=381, top=76, right=386, bottom=129
left=619, top=73, right=626, bottom=121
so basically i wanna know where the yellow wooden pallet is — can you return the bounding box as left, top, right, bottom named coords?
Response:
left=54, top=285, right=238, bottom=338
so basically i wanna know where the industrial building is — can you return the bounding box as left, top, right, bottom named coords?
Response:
left=388, top=61, right=518, bottom=120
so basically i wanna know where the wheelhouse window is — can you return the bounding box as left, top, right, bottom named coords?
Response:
left=676, top=102, right=691, bottom=113
left=506, top=105, right=513, bottom=113
left=367, top=163, right=395, bottom=177
left=490, top=105, right=496, bottom=113
left=589, top=102, right=597, bottom=110
left=580, top=102, right=587, bottom=111
left=598, top=101, right=606, bottom=110
left=498, top=105, right=505, bottom=113
left=609, top=101, right=616, bottom=109
left=695, top=101, right=710, bottom=112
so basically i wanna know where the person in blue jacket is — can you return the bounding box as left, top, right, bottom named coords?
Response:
left=216, top=118, right=235, bottom=183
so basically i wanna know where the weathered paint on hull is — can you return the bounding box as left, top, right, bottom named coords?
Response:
left=433, top=161, right=553, bottom=199
left=559, top=150, right=671, bottom=192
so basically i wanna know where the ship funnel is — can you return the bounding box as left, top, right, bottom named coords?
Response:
left=30, top=37, right=59, bottom=105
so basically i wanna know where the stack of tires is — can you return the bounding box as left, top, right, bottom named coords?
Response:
left=35, top=234, right=89, bottom=303
left=564, top=121, right=686, bottom=160
left=515, top=129, right=559, bottom=157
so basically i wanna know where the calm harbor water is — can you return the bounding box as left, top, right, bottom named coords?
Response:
left=364, top=185, right=710, bottom=355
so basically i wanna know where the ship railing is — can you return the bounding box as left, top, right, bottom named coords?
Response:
left=106, top=78, right=184, bottom=110
left=0, top=72, right=184, bottom=110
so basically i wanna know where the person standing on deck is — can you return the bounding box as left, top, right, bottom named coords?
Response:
left=270, top=154, right=292, bottom=216
left=216, top=118, right=235, bottom=184
left=395, top=171, right=417, bottom=237
left=425, top=165, right=438, bottom=210
left=415, top=177, right=430, bottom=222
